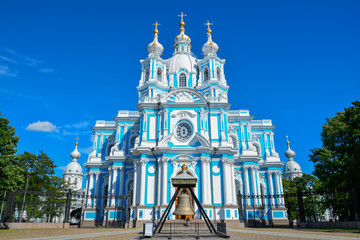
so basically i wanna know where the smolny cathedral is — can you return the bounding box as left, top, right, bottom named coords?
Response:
left=63, top=14, right=303, bottom=226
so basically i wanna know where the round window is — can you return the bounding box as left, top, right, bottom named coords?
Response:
left=176, top=122, right=192, bottom=141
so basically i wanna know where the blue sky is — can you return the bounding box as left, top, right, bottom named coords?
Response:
left=0, top=0, right=359, bottom=183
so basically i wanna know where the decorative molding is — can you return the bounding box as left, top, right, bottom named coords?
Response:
left=171, top=111, right=196, bottom=118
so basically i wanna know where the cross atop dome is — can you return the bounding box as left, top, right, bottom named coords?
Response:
left=153, top=21, right=160, bottom=34
left=178, top=12, right=187, bottom=28
left=204, top=20, right=213, bottom=34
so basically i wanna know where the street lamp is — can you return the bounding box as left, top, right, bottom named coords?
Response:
left=20, top=172, right=30, bottom=222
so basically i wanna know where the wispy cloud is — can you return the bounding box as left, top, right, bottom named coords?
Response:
left=57, top=166, right=66, bottom=171
left=2, top=47, right=44, bottom=67
left=63, top=129, right=92, bottom=136
left=78, top=146, right=92, bottom=154
left=0, top=56, right=17, bottom=64
left=0, top=47, right=54, bottom=75
left=0, top=88, right=49, bottom=105
left=38, top=68, right=55, bottom=73
left=26, top=121, right=60, bottom=133
left=64, top=121, right=90, bottom=129
left=0, top=65, right=17, bottom=77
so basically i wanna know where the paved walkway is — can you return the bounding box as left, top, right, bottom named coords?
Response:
left=10, top=228, right=360, bottom=240
left=228, top=228, right=360, bottom=240
left=16, top=229, right=140, bottom=240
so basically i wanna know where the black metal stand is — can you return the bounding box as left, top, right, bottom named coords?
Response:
left=153, top=187, right=229, bottom=238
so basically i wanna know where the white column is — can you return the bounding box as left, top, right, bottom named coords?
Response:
left=274, top=172, right=281, bottom=206
left=111, top=167, right=118, bottom=206
left=222, top=159, right=231, bottom=205
left=201, top=159, right=208, bottom=205
left=139, top=158, right=146, bottom=206
left=94, top=173, right=100, bottom=207
left=255, top=167, right=262, bottom=206
left=267, top=172, right=275, bottom=206
left=161, top=158, right=168, bottom=205
left=279, top=173, right=285, bottom=206
left=240, top=125, right=246, bottom=150
left=85, top=173, right=90, bottom=207
left=251, top=167, right=258, bottom=206
left=107, top=167, right=112, bottom=207
left=230, top=164, right=237, bottom=205
left=118, top=166, right=125, bottom=206
left=88, top=173, right=94, bottom=208
left=157, top=160, right=162, bottom=206
left=163, top=109, right=168, bottom=137
left=243, top=167, right=250, bottom=206
left=206, top=160, right=212, bottom=205
left=132, top=162, right=137, bottom=206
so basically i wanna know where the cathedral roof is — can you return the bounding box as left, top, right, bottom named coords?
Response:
left=64, top=139, right=83, bottom=176
left=167, top=53, right=197, bottom=74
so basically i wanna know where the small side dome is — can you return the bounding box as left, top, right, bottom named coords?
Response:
left=64, top=161, right=83, bottom=175
left=285, top=148, right=295, bottom=159
left=202, top=21, right=219, bottom=56
left=283, top=160, right=302, bottom=174
left=146, top=21, right=164, bottom=57
left=71, top=140, right=81, bottom=160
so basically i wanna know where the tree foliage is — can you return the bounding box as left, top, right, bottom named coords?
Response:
left=310, top=100, right=360, bottom=190
left=309, top=100, right=360, bottom=220
left=0, top=114, right=24, bottom=193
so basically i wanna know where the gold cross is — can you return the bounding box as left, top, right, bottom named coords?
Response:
left=75, top=136, right=80, bottom=142
left=204, top=20, right=213, bottom=29
left=153, top=21, right=160, bottom=29
left=178, top=12, right=187, bottom=22
left=286, top=136, right=290, bottom=145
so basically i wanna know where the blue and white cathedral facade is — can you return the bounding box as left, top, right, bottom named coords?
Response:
left=83, top=15, right=287, bottom=225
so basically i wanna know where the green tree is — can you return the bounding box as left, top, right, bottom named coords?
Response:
left=0, top=114, right=24, bottom=193
left=283, top=174, right=326, bottom=223
left=309, top=100, right=360, bottom=220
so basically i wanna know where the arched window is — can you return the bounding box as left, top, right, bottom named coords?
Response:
left=204, top=68, right=209, bottom=81
left=145, top=68, right=149, bottom=81
left=216, top=67, right=221, bottom=81
left=157, top=68, right=162, bottom=82
left=130, top=137, right=136, bottom=149
left=179, top=73, right=187, bottom=87
left=181, top=46, right=184, bottom=52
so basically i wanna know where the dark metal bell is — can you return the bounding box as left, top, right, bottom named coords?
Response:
left=173, top=191, right=195, bottom=216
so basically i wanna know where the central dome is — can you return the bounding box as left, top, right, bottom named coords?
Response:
left=167, top=53, right=197, bottom=74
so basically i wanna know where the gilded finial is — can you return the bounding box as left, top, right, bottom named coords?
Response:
left=286, top=136, right=290, bottom=146
left=75, top=136, right=80, bottom=146
left=178, top=12, right=187, bottom=28
left=153, top=21, right=160, bottom=34
left=204, top=20, right=213, bottom=34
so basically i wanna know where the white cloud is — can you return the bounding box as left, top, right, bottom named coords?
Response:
left=57, top=166, right=66, bottom=171
left=26, top=121, right=59, bottom=133
left=0, top=55, right=17, bottom=64
left=0, top=65, right=17, bottom=77
left=78, top=146, right=92, bottom=154
left=64, top=121, right=90, bottom=129
left=38, top=68, right=55, bottom=73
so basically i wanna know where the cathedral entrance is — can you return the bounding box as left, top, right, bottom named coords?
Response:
left=174, top=170, right=195, bottom=220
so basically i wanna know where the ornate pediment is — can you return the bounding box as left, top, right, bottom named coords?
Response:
left=171, top=111, right=196, bottom=118
left=163, top=89, right=206, bottom=103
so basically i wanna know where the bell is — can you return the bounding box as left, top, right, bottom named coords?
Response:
left=173, top=190, right=195, bottom=216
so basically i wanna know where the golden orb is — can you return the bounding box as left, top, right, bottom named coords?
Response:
left=181, top=164, right=188, bottom=170
left=207, top=28, right=212, bottom=34
left=180, top=21, right=185, bottom=27
left=154, top=29, right=159, bottom=34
